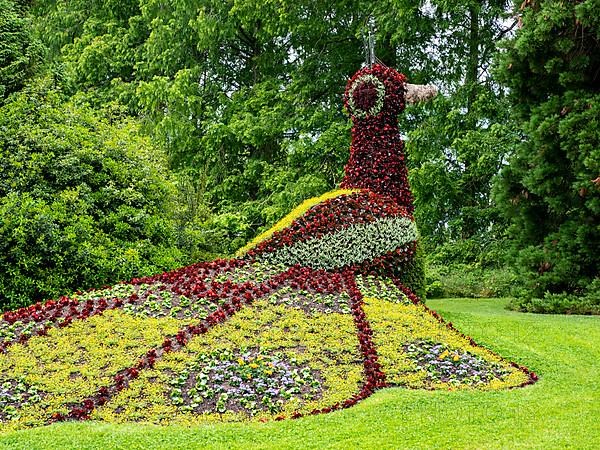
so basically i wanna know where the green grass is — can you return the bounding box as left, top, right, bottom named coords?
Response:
left=1, top=298, right=598, bottom=449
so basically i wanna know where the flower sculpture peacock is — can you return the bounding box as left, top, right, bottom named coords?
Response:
left=0, top=65, right=537, bottom=430
left=236, top=64, right=430, bottom=292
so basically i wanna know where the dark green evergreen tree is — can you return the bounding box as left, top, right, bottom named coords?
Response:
left=495, top=0, right=600, bottom=306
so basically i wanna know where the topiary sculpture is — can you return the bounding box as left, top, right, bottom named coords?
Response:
left=0, top=65, right=536, bottom=430
left=238, top=64, right=437, bottom=295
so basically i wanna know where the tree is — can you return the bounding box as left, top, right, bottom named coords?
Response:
left=30, top=0, right=517, bottom=262
left=31, top=0, right=367, bottom=252
left=494, top=0, right=600, bottom=301
left=379, top=0, right=519, bottom=264
left=0, top=80, right=191, bottom=310
left=0, top=0, right=43, bottom=99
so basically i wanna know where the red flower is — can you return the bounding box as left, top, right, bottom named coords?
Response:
left=161, top=338, right=173, bottom=351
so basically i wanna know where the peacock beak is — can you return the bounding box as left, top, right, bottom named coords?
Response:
left=404, top=83, right=438, bottom=104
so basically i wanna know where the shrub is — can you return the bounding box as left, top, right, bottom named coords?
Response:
left=0, top=81, right=188, bottom=310
left=508, top=279, right=600, bottom=315
left=425, top=264, right=519, bottom=299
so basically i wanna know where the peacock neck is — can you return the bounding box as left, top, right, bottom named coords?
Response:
left=340, top=116, right=414, bottom=213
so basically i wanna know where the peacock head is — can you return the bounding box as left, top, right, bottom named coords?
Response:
left=344, top=64, right=437, bottom=122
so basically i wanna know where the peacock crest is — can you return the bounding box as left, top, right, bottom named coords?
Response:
left=345, top=64, right=407, bottom=119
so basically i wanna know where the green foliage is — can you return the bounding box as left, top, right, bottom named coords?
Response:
left=29, top=0, right=359, bottom=248
left=407, top=92, right=518, bottom=258
left=509, top=279, right=600, bottom=315
left=390, top=0, right=517, bottom=263
left=0, top=81, right=192, bottom=309
left=0, top=0, right=43, bottom=100
left=28, top=0, right=518, bottom=261
left=495, top=0, right=600, bottom=302
left=425, top=264, right=519, bottom=299
left=376, top=1, right=511, bottom=88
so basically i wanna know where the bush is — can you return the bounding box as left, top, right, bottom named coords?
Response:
left=508, top=279, right=600, bottom=315
left=0, top=81, right=190, bottom=310
left=425, top=263, right=519, bottom=299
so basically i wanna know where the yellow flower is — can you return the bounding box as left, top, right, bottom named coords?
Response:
left=249, top=363, right=259, bottom=369
left=453, top=355, right=460, bottom=362
left=235, top=189, right=360, bottom=256
left=237, top=358, right=245, bottom=365
left=439, top=350, right=449, bottom=360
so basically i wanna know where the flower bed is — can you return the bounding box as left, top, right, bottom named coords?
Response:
left=169, top=349, right=322, bottom=416
left=209, top=262, right=289, bottom=284
left=236, top=189, right=358, bottom=256
left=355, top=275, right=411, bottom=304
left=404, top=340, right=512, bottom=385
left=0, top=310, right=190, bottom=431
left=0, top=262, right=536, bottom=431
left=0, top=64, right=537, bottom=432
left=91, top=288, right=364, bottom=424
left=245, top=190, right=412, bottom=258
left=242, top=190, right=420, bottom=288
left=259, top=215, right=417, bottom=270
left=362, top=296, right=531, bottom=389
left=0, top=376, right=43, bottom=422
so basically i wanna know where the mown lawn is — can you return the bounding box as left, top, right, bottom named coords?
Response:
left=1, top=298, right=598, bottom=450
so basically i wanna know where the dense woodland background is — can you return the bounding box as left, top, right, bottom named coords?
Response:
left=0, top=0, right=598, bottom=313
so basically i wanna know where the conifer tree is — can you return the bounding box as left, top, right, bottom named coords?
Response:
left=495, top=0, right=600, bottom=303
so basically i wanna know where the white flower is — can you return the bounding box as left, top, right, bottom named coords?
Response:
left=347, top=74, right=386, bottom=119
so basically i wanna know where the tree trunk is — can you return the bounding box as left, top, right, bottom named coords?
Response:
left=466, top=3, right=480, bottom=111
left=462, top=3, right=481, bottom=240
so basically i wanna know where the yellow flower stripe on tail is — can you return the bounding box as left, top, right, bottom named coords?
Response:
left=235, top=189, right=360, bottom=257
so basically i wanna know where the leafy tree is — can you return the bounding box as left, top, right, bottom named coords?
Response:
left=32, top=0, right=365, bottom=250
left=30, top=0, right=518, bottom=265
left=0, top=0, right=43, bottom=99
left=0, top=80, right=193, bottom=310
left=494, top=0, right=600, bottom=302
left=379, top=0, right=520, bottom=264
